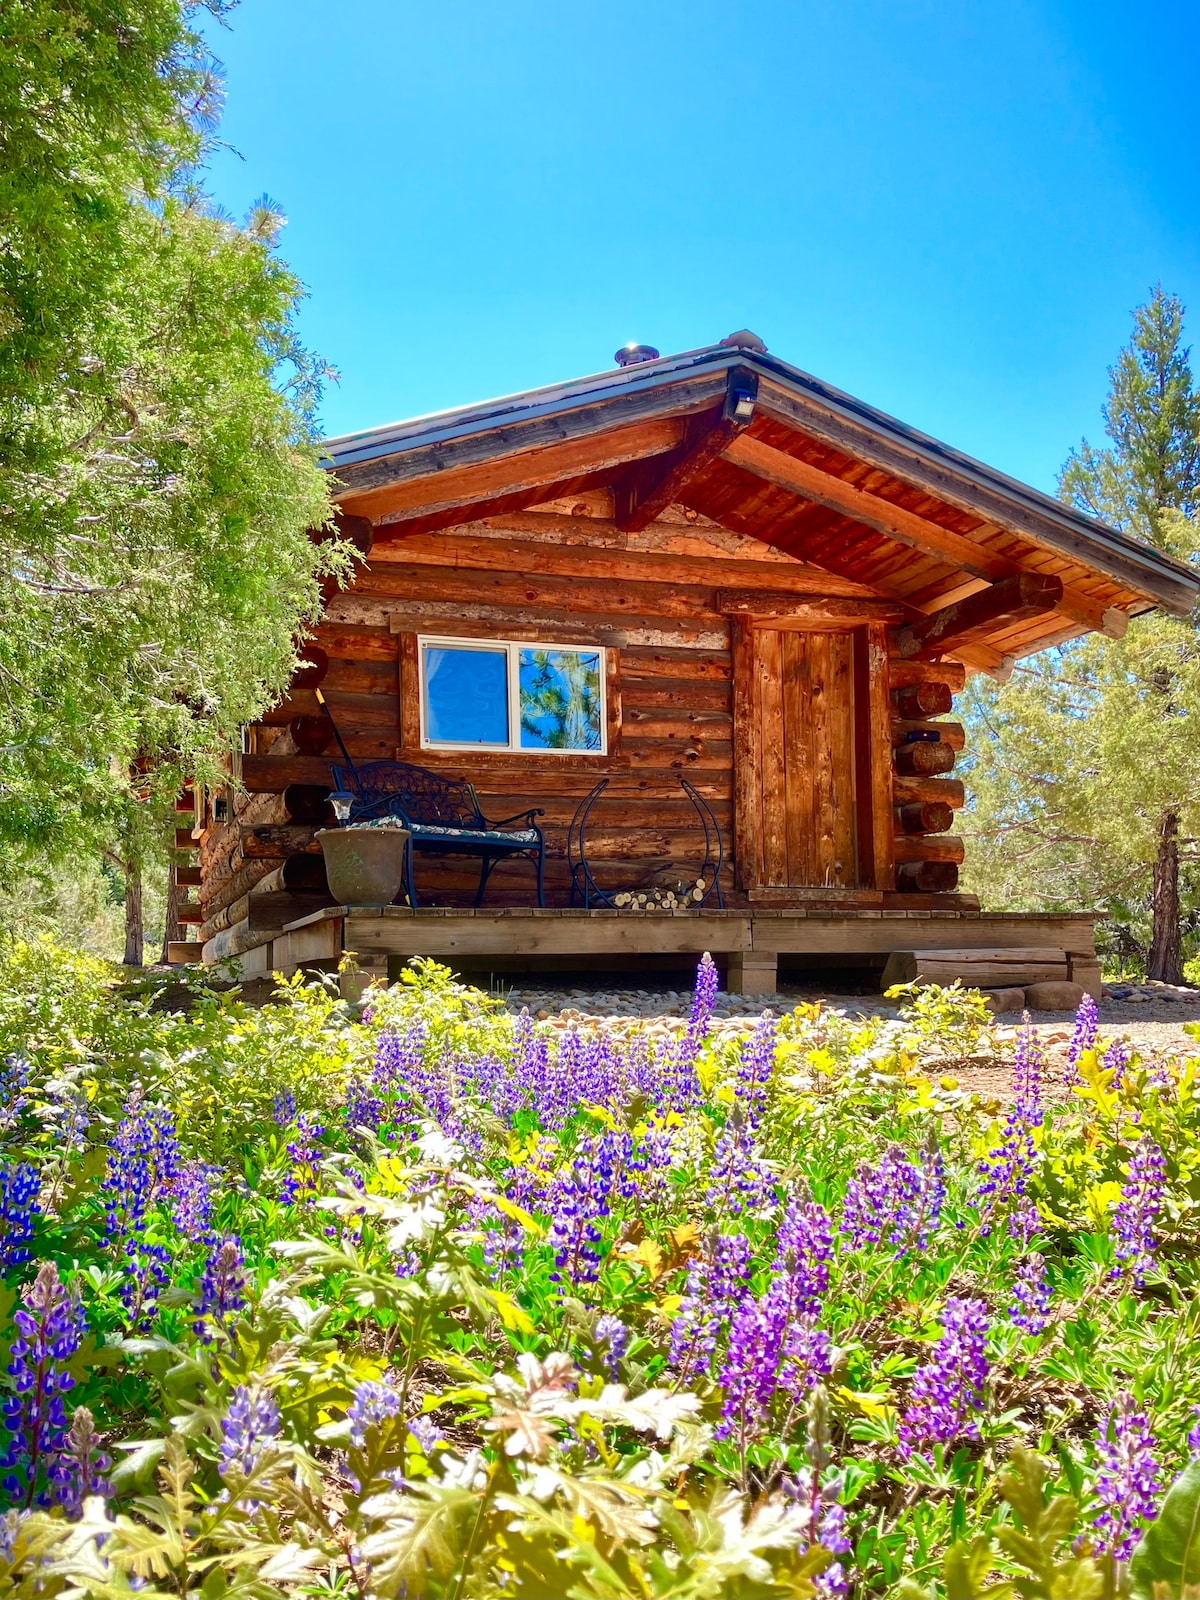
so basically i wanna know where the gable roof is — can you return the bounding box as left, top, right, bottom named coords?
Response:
left=323, top=338, right=1198, bottom=672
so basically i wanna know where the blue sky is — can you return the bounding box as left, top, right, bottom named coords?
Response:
left=203, top=0, right=1199, bottom=494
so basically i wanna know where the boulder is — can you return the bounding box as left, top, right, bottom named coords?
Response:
left=1023, top=980, right=1086, bottom=1012
left=981, top=987, right=1026, bottom=1014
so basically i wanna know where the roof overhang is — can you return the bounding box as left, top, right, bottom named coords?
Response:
left=322, top=343, right=1199, bottom=658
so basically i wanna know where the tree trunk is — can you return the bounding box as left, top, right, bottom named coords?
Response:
left=1147, top=807, right=1183, bottom=983
left=124, top=858, right=145, bottom=967
left=160, top=868, right=181, bottom=964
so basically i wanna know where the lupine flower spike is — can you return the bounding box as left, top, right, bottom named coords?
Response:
left=0, top=1262, right=87, bottom=1507
left=1092, top=1393, right=1160, bottom=1559
left=1111, top=1135, right=1166, bottom=1288
left=1009, top=1252, right=1052, bottom=1335
left=1064, top=993, right=1099, bottom=1088
left=899, top=1297, right=989, bottom=1457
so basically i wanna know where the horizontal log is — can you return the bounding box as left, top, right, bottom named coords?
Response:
left=371, top=528, right=876, bottom=598
left=177, top=903, right=203, bottom=924
left=895, top=860, right=959, bottom=893
left=175, top=865, right=202, bottom=887
left=894, top=801, right=955, bottom=836
left=198, top=858, right=281, bottom=919
left=894, top=573, right=1064, bottom=660
left=202, top=918, right=265, bottom=965
left=892, top=834, right=965, bottom=865
left=254, top=857, right=330, bottom=894
left=240, top=824, right=323, bottom=859
left=175, top=827, right=197, bottom=851
left=715, top=591, right=906, bottom=624
left=886, top=658, right=967, bottom=691
left=618, top=647, right=730, bottom=682
left=621, top=681, right=731, bottom=711
left=248, top=892, right=338, bottom=938
left=892, top=775, right=966, bottom=809
left=883, top=950, right=1068, bottom=988
left=167, top=941, right=204, bottom=965
left=379, top=601, right=730, bottom=652
left=892, top=681, right=953, bottom=718
left=891, top=720, right=965, bottom=751
left=313, top=623, right=398, bottom=662
left=893, top=742, right=956, bottom=778
left=265, top=692, right=399, bottom=731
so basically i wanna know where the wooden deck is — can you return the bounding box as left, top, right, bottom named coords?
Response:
left=198, top=904, right=1101, bottom=997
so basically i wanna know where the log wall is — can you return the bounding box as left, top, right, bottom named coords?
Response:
left=194, top=503, right=974, bottom=947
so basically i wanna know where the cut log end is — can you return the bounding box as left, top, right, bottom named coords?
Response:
left=894, top=860, right=959, bottom=894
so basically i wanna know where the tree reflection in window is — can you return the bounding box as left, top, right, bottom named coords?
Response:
left=519, top=648, right=602, bottom=750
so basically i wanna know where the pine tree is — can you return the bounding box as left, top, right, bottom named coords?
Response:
left=964, top=290, right=1200, bottom=982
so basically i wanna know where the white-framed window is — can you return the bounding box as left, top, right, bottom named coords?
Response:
left=418, top=636, right=606, bottom=754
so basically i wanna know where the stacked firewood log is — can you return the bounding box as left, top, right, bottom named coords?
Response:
left=889, top=657, right=965, bottom=896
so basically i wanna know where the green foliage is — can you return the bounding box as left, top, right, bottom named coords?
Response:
left=5, top=946, right=1200, bottom=1594
left=0, top=1, right=345, bottom=877
left=963, top=289, right=1200, bottom=967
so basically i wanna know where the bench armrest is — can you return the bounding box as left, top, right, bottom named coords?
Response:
left=482, top=807, right=545, bottom=830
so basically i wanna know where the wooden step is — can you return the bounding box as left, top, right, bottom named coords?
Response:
left=882, top=946, right=1069, bottom=991
left=166, top=941, right=204, bottom=965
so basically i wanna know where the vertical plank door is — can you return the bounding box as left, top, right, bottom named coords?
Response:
left=733, top=626, right=865, bottom=890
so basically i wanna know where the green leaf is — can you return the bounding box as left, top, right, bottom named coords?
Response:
left=1131, top=1457, right=1200, bottom=1600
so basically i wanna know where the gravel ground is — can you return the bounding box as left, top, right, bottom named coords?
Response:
left=499, top=980, right=1200, bottom=1062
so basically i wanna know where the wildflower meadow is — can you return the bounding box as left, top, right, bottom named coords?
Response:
left=2, top=938, right=1200, bottom=1597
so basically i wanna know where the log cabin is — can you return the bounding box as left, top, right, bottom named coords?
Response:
left=173, top=332, right=1198, bottom=996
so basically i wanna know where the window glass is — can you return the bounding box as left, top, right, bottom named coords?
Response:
left=518, top=648, right=603, bottom=751
left=423, top=645, right=510, bottom=746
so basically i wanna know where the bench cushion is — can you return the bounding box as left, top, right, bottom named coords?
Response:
left=412, top=823, right=540, bottom=846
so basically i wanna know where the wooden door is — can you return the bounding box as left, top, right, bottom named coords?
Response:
left=732, top=621, right=894, bottom=892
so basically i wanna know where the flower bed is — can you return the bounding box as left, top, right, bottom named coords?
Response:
left=1, top=937, right=1199, bottom=1596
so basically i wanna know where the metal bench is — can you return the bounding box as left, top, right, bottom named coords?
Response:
left=332, top=761, right=546, bottom=908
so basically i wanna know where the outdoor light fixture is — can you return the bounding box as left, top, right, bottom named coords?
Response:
left=329, top=791, right=355, bottom=823
left=731, top=387, right=756, bottom=421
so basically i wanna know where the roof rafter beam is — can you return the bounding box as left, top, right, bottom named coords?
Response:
left=615, top=370, right=759, bottom=532
left=722, top=432, right=1129, bottom=638
left=893, top=573, right=1064, bottom=661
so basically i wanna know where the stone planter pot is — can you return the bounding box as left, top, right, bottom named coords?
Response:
left=316, top=826, right=410, bottom=907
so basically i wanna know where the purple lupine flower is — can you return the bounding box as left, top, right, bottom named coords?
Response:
left=345, top=1077, right=386, bottom=1135
left=594, top=1314, right=629, bottom=1378
left=715, top=1284, right=787, bottom=1445
left=46, top=1406, right=111, bottom=1516
left=547, top=1138, right=613, bottom=1287
left=1092, top=1394, right=1160, bottom=1559
left=843, top=1144, right=942, bottom=1255
left=347, top=1379, right=401, bottom=1448
left=782, top=1469, right=852, bottom=1599
left=0, top=1162, right=40, bottom=1276
left=1111, top=1135, right=1166, bottom=1288
left=662, top=953, right=719, bottom=1112
left=281, top=1111, right=325, bottom=1205
left=1064, top=994, right=1099, bottom=1088
left=1188, top=1406, right=1200, bottom=1454
left=407, top=1415, right=443, bottom=1454
left=773, top=1196, right=834, bottom=1317
left=194, top=1236, right=248, bottom=1341
left=1010, top=1252, right=1052, bottom=1334
left=706, top=1102, right=777, bottom=1216
left=170, top=1161, right=220, bottom=1244
left=1105, top=1037, right=1132, bottom=1089
left=272, top=1089, right=296, bottom=1127
left=899, top=1297, right=989, bottom=1457
left=779, top=1312, right=832, bottom=1401
left=978, top=1021, right=1044, bottom=1228
left=102, top=1102, right=179, bottom=1242
left=0, top=1054, right=30, bottom=1138
left=669, top=1232, right=753, bottom=1381
left=373, top=1020, right=430, bottom=1117
left=0, top=1262, right=87, bottom=1506
left=119, top=1239, right=172, bottom=1331
left=469, top=1195, right=525, bottom=1277
left=736, top=1013, right=778, bottom=1132
left=219, top=1385, right=281, bottom=1508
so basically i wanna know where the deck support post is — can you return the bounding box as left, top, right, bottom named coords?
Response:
left=726, top=951, right=778, bottom=996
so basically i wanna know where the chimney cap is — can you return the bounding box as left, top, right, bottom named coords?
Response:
left=719, top=329, right=768, bottom=354
left=614, top=342, right=660, bottom=368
